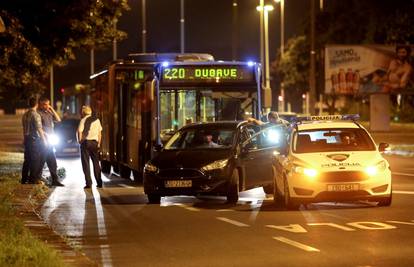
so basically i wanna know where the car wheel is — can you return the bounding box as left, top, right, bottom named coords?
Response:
left=113, top=164, right=120, bottom=174
left=120, top=165, right=131, bottom=179
left=147, top=194, right=161, bottom=204
left=377, top=194, right=392, bottom=207
left=283, top=177, right=299, bottom=210
left=133, top=170, right=143, bottom=184
left=226, top=169, right=239, bottom=204
left=273, top=169, right=283, bottom=206
left=101, top=160, right=111, bottom=174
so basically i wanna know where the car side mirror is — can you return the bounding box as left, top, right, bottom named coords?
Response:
left=153, top=143, right=163, bottom=152
left=378, top=142, right=389, bottom=152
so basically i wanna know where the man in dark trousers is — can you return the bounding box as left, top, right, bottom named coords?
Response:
left=37, top=96, right=64, bottom=186
left=77, top=105, right=103, bottom=189
left=21, top=97, right=47, bottom=184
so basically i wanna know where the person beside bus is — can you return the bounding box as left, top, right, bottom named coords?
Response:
left=37, top=96, right=64, bottom=187
left=21, top=97, right=47, bottom=184
left=77, top=106, right=103, bottom=189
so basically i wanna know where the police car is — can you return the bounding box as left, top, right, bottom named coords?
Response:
left=272, top=115, right=392, bottom=209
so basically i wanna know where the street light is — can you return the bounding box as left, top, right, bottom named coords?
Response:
left=256, top=4, right=274, bottom=111
left=274, top=0, right=285, bottom=112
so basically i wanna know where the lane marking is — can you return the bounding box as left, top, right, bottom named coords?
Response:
left=347, top=222, right=396, bottom=230
left=387, top=220, right=414, bottom=226
left=216, top=209, right=234, bottom=212
left=266, top=224, right=307, bottom=233
left=392, top=172, right=414, bottom=177
left=273, top=237, right=320, bottom=252
left=394, top=190, right=414, bottom=195
left=216, top=217, right=249, bottom=227
left=307, top=223, right=355, bottom=231
left=173, top=203, right=200, bottom=212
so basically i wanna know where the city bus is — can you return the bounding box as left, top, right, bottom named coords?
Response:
left=90, top=53, right=261, bottom=181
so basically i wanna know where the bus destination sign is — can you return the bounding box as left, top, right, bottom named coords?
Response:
left=161, top=65, right=255, bottom=85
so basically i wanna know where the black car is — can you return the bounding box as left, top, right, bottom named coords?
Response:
left=143, top=121, right=287, bottom=204
left=53, top=118, right=80, bottom=157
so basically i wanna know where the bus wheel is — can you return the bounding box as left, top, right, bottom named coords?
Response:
left=120, top=165, right=131, bottom=179
left=101, top=161, right=111, bottom=174
left=147, top=194, right=161, bottom=204
left=133, top=171, right=143, bottom=184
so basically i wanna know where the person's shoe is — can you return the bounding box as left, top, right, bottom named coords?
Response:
left=84, top=185, right=91, bottom=189
left=96, top=184, right=103, bottom=189
left=51, top=181, right=64, bottom=187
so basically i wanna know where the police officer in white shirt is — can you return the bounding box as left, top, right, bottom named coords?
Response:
left=77, top=106, right=103, bottom=189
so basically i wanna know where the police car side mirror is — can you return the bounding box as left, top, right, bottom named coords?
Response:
left=378, top=143, right=389, bottom=152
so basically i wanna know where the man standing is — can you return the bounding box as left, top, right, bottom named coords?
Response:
left=21, top=97, right=47, bottom=184
left=248, top=111, right=289, bottom=127
left=77, top=106, right=103, bottom=189
left=38, top=97, right=64, bottom=186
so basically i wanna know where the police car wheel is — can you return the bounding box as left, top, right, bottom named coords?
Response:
left=283, top=177, right=299, bottom=210
left=147, top=194, right=161, bottom=204
left=273, top=169, right=283, bottom=205
left=226, top=170, right=239, bottom=204
left=377, top=194, right=392, bottom=207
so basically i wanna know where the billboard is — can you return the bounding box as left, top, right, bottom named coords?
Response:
left=325, top=45, right=414, bottom=95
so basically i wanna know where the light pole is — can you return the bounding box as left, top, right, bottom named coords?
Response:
left=257, top=4, right=274, bottom=111
left=274, top=0, right=285, bottom=112
left=142, top=0, right=147, bottom=53
left=180, top=0, right=185, bottom=53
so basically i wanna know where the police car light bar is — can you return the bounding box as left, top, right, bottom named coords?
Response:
left=294, top=114, right=360, bottom=123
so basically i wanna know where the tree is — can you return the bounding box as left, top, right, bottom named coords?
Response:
left=0, top=0, right=128, bottom=110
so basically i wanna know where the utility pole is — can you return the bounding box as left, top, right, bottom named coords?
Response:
left=309, top=0, right=316, bottom=115
left=113, top=21, right=118, bottom=60
left=180, top=0, right=185, bottom=53
left=142, top=0, right=147, bottom=53
left=90, top=49, right=95, bottom=75
left=232, top=0, right=238, bottom=61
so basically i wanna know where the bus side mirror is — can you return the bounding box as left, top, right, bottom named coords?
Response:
left=378, top=143, right=389, bottom=152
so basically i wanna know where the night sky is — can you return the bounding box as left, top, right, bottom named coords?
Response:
left=55, top=0, right=308, bottom=90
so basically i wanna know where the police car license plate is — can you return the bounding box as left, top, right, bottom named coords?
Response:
left=327, top=184, right=359, bottom=192
left=165, top=180, right=192, bottom=188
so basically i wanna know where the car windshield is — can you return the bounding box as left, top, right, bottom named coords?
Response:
left=164, top=126, right=235, bottom=150
left=293, top=128, right=376, bottom=153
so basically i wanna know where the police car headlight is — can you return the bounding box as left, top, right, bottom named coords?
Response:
left=293, top=166, right=318, bottom=179
left=48, top=134, right=60, bottom=146
left=201, top=159, right=228, bottom=172
left=144, top=162, right=158, bottom=173
left=365, top=160, right=387, bottom=176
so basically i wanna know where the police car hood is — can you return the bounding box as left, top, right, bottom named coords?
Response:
left=291, top=151, right=385, bottom=171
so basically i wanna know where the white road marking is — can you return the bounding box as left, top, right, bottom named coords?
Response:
left=387, top=220, right=414, bottom=226
left=266, top=224, right=307, bottom=233
left=347, top=222, right=396, bottom=230
left=171, top=203, right=200, bottom=212
left=392, top=172, right=414, bottom=177
left=307, top=222, right=355, bottom=231
left=216, top=217, right=249, bottom=227
left=394, top=190, right=414, bottom=195
left=216, top=209, right=234, bottom=212
left=273, top=236, right=320, bottom=252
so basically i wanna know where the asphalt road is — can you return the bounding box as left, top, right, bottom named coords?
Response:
left=40, top=154, right=414, bottom=267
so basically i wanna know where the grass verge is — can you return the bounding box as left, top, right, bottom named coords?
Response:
left=0, top=152, right=66, bottom=267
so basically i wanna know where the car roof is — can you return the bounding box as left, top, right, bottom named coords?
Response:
left=296, top=121, right=362, bottom=131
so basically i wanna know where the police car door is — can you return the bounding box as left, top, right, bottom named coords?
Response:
left=241, top=125, right=275, bottom=189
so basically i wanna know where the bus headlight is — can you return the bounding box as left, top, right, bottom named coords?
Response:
left=201, top=159, right=228, bottom=172
left=48, top=134, right=60, bottom=146
left=365, top=161, right=387, bottom=176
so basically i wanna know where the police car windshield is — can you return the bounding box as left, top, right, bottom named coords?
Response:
left=293, top=128, right=376, bottom=153
left=164, top=127, right=235, bottom=150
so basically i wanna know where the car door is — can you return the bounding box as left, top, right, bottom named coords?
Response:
left=241, top=125, right=278, bottom=189
left=274, top=128, right=291, bottom=193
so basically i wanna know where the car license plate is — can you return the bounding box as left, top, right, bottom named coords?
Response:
left=327, top=184, right=359, bottom=192
left=63, top=148, right=78, bottom=152
left=165, top=180, right=192, bottom=188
